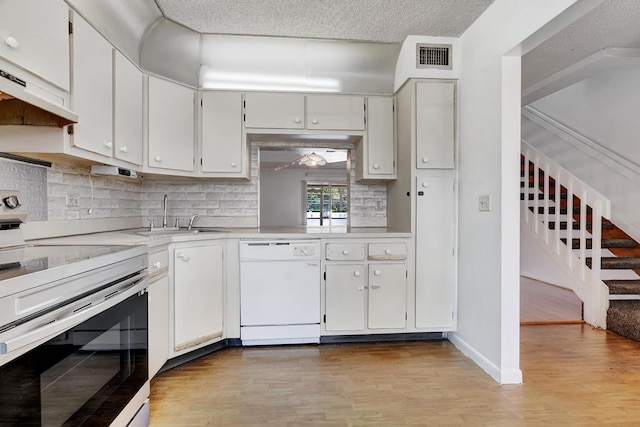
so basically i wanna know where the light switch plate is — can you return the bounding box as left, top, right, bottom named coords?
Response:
left=479, top=194, right=491, bottom=212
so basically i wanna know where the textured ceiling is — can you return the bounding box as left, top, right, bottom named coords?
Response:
left=155, top=0, right=494, bottom=43
left=523, top=0, right=640, bottom=90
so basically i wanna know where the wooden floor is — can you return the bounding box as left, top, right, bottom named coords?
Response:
left=520, top=276, right=583, bottom=324
left=150, top=324, right=640, bottom=426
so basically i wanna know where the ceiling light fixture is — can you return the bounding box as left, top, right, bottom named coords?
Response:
left=274, top=152, right=327, bottom=171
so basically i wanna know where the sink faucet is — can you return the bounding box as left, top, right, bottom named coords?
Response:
left=187, top=214, right=199, bottom=230
left=162, top=194, right=168, bottom=228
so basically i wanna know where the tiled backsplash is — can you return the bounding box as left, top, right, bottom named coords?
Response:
left=0, top=158, right=48, bottom=221
left=0, top=141, right=387, bottom=229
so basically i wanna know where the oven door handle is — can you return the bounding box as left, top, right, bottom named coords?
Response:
left=0, top=278, right=147, bottom=356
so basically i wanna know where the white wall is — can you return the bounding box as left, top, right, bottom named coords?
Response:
left=531, top=67, right=640, bottom=166
left=453, top=0, right=592, bottom=384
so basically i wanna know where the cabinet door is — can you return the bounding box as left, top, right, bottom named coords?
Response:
left=416, top=81, right=455, bottom=169
left=148, top=275, right=169, bottom=377
left=201, top=91, right=246, bottom=176
left=0, top=0, right=69, bottom=90
left=368, top=263, right=406, bottom=329
left=173, top=244, right=224, bottom=353
left=361, top=96, right=395, bottom=179
left=306, top=95, right=365, bottom=130
left=114, top=51, right=143, bottom=166
left=71, top=13, right=113, bottom=157
left=325, top=264, right=366, bottom=331
left=415, top=175, right=455, bottom=329
left=244, top=93, right=304, bottom=129
left=148, top=76, right=195, bottom=172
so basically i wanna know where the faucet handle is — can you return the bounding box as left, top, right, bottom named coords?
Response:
left=174, top=217, right=182, bottom=228
left=144, top=218, right=155, bottom=231
left=188, top=214, right=199, bottom=230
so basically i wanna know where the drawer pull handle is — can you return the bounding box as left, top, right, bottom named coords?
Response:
left=155, top=155, right=162, bottom=162
left=153, top=261, right=162, bottom=269
left=373, top=164, right=380, bottom=169
left=342, top=249, right=349, bottom=255
left=294, top=117, right=301, bottom=124
left=371, top=284, right=381, bottom=289
left=354, top=271, right=361, bottom=277
left=422, top=157, right=429, bottom=164
left=385, top=249, right=392, bottom=255
left=374, top=270, right=381, bottom=276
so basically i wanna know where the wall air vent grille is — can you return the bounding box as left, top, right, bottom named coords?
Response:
left=416, top=44, right=452, bottom=70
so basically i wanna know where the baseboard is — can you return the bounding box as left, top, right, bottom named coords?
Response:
left=448, top=332, right=522, bottom=384
left=320, top=332, right=444, bottom=344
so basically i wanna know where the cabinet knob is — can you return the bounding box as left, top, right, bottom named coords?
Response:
left=371, top=284, right=381, bottom=289
left=342, top=249, right=349, bottom=255
left=4, top=36, right=18, bottom=49
left=357, top=286, right=365, bottom=291
left=422, top=182, right=429, bottom=188
left=374, top=270, right=381, bottom=276
left=153, top=261, right=162, bottom=269
left=105, top=141, right=113, bottom=149
left=385, top=249, right=392, bottom=255
left=155, top=155, right=162, bottom=162
left=231, top=162, right=237, bottom=167
left=354, top=271, right=361, bottom=277
left=422, top=157, right=430, bottom=164
left=312, top=118, right=319, bottom=124
left=294, top=117, right=301, bottom=124
left=120, top=146, right=128, bottom=153
left=373, top=164, right=380, bottom=169
left=177, top=252, right=190, bottom=262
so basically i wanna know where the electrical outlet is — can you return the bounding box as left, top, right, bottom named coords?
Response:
left=66, top=193, right=80, bottom=208
left=479, top=194, right=491, bottom=212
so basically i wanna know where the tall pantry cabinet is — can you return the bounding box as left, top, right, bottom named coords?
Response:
left=388, top=79, right=457, bottom=331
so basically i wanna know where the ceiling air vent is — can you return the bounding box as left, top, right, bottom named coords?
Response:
left=416, top=44, right=452, bottom=70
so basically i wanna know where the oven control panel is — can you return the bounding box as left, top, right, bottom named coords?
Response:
left=0, top=190, right=27, bottom=223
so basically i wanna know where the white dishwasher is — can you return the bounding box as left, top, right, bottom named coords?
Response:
left=240, top=240, right=321, bottom=346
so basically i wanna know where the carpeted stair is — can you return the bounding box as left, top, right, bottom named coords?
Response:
left=521, top=155, right=640, bottom=342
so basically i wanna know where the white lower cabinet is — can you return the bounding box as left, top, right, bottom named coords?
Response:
left=170, top=241, right=224, bottom=358
left=323, top=240, right=407, bottom=335
left=148, top=274, right=169, bottom=377
left=415, top=174, right=456, bottom=329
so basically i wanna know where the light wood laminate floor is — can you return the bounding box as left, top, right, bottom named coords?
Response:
left=520, top=276, right=583, bottom=324
left=150, top=324, right=640, bottom=426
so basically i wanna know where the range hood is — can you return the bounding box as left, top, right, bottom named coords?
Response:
left=0, top=69, right=77, bottom=127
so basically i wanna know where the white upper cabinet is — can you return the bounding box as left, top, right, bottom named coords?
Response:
left=0, top=0, right=70, bottom=90
left=113, top=51, right=143, bottom=166
left=148, top=76, right=195, bottom=173
left=416, top=81, right=455, bottom=169
left=306, top=95, right=365, bottom=131
left=356, top=96, right=395, bottom=181
left=71, top=13, right=113, bottom=158
left=244, top=92, right=305, bottom=129
left=201, top=91, right=248, bottom=178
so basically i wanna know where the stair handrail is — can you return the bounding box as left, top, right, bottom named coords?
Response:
left=522, top=140, right=611, bottom=327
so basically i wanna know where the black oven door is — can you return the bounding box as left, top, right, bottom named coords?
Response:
left=0, top=291, right=148, bottom=426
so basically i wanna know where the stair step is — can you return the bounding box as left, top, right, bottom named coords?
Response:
left=607, top=300, right=640, bottom=341
left=604, top=280, right=640, bottom=295
left=529, top=206, right=581, bottom=215
left=548, top=221, right=613, bottom=230
left=560, top=238, right=637, bottom=250
left=586, top=256, right=640, bottom=269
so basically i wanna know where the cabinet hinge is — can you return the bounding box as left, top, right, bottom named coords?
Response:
left=323, top=314, right=326, bottom=323
left=67, top=124, right=74, bottom=135
left=201, top=99, right=203, bottom=107
left=68, top=21, right=73, bottom=35
left=200, top=158, right=203, bottom=166
left=243, top=114, right=246, bottom=122
left=406, top=270, right=408, bottom=278
left=405, top=312, right=408, bottom=320
left=323, top=271, right=326, bottom=281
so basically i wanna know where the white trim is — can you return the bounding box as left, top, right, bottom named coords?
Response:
left=448, top=333, right=522, bottom=384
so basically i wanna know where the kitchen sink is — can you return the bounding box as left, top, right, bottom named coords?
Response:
left=126, top=228, right=227, bottom=236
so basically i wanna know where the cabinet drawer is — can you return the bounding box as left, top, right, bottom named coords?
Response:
left=325, top=243, right=365, bottom=261
left=368, top=243, right=406, bottom=260
left=149, top=249, right=169, bottom=278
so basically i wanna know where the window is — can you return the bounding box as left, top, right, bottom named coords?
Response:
left=306, top=183, right=347, bottom=226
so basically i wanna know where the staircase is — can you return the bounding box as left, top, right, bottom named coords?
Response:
left=521, top=142, right=640, bottom=341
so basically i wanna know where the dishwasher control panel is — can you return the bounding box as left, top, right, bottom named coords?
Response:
left=240, top=240, right=321, bottom=261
